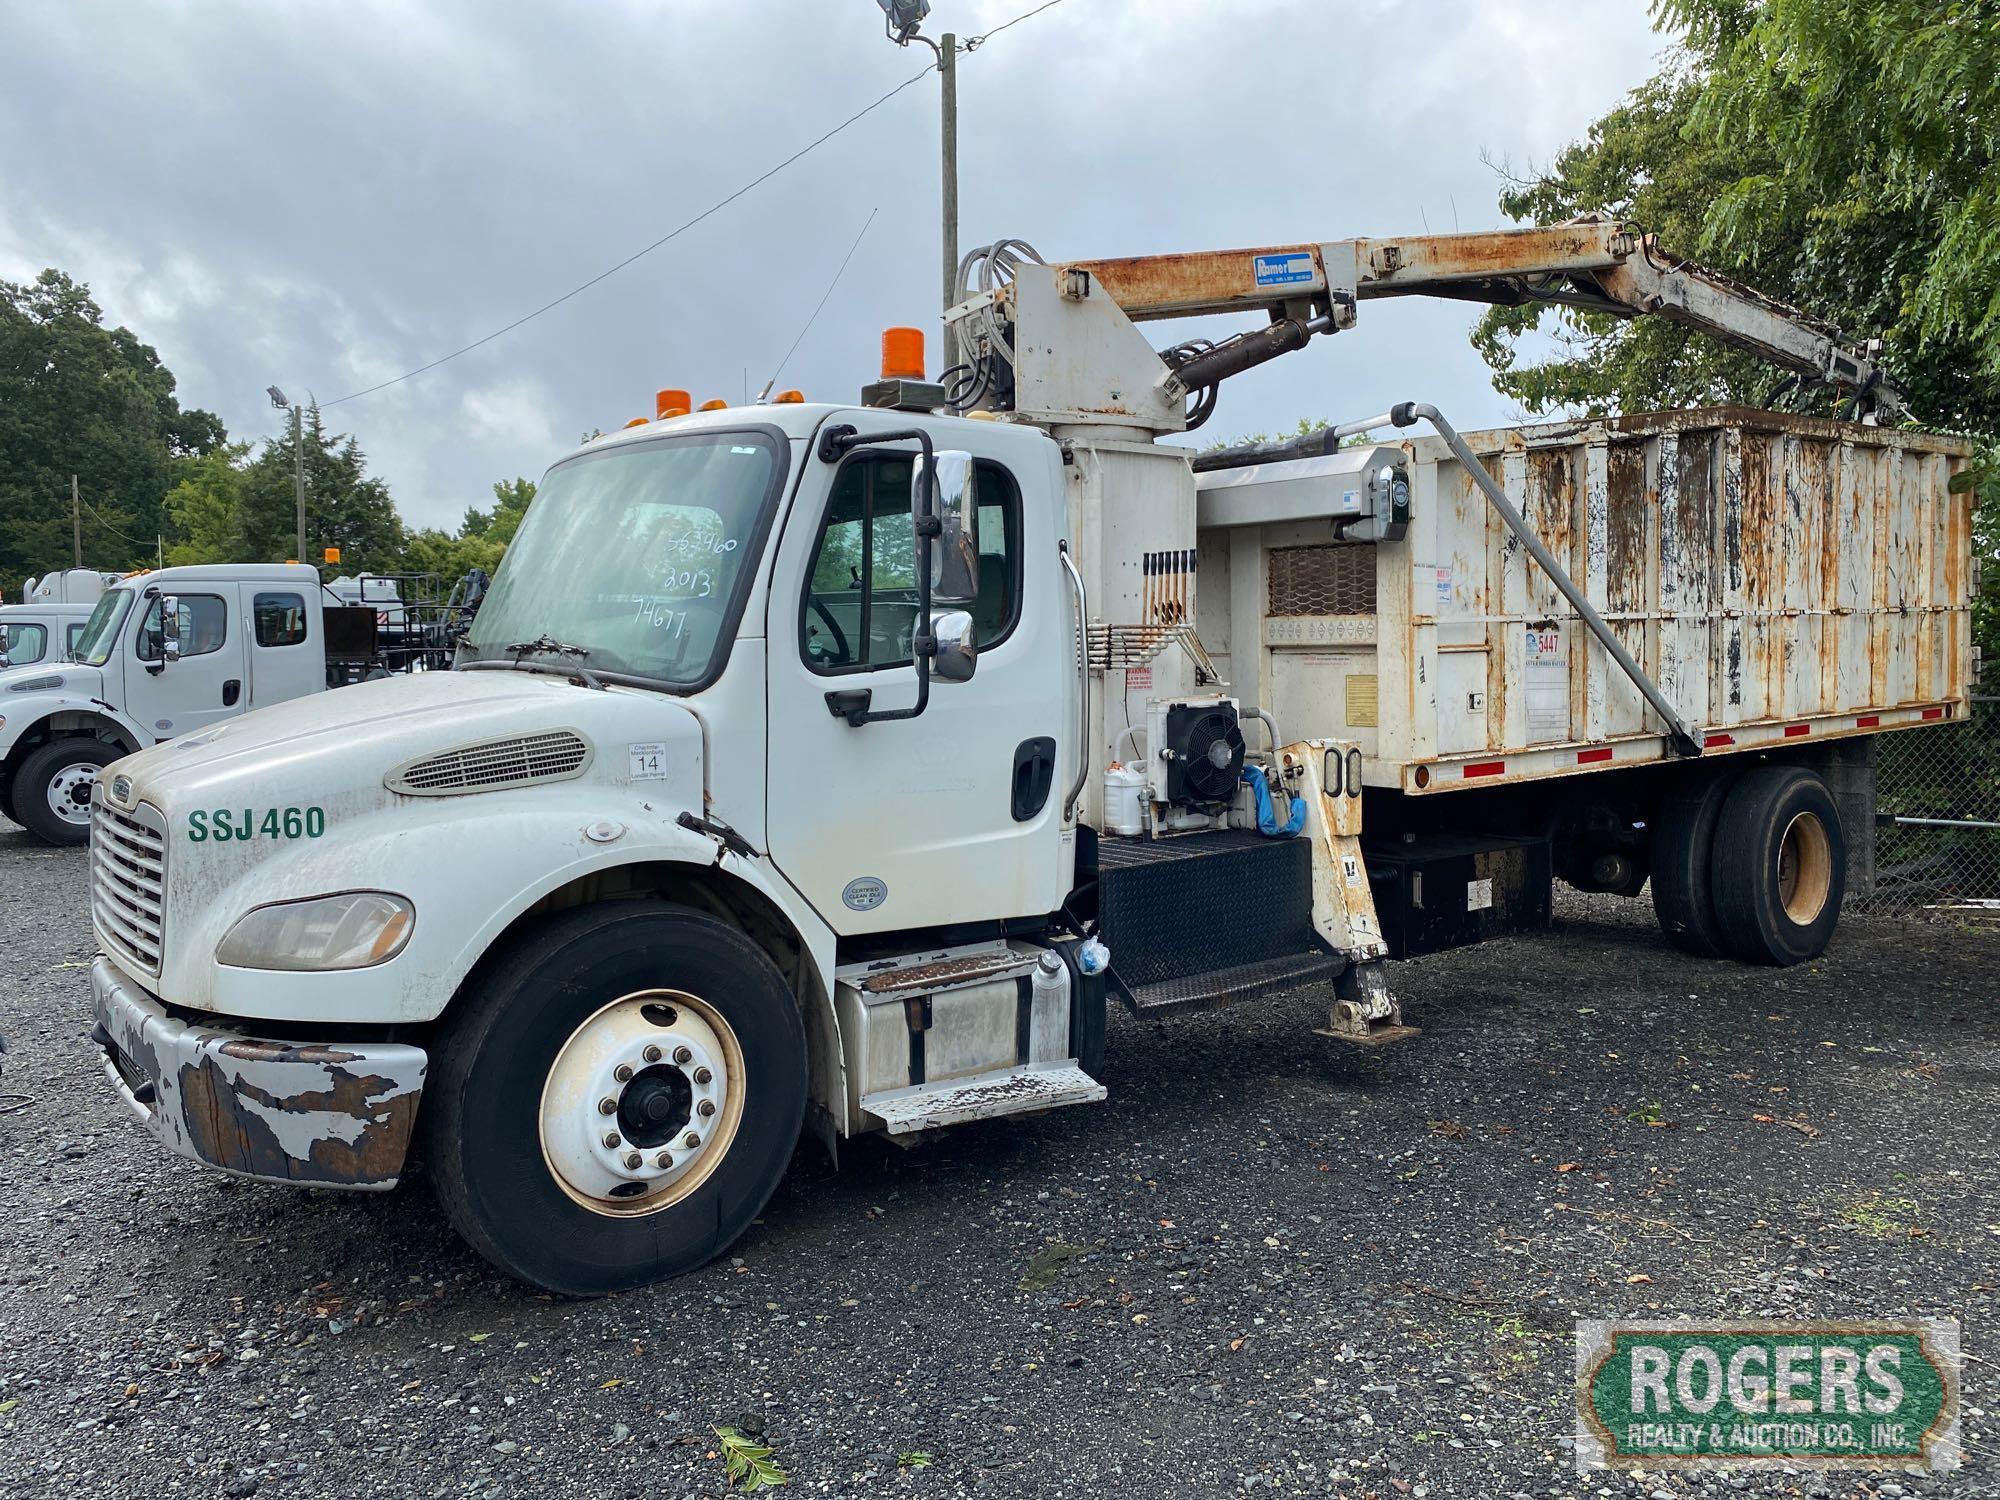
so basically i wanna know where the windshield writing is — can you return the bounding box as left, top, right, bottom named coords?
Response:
left=466, top=433, right=782, bottom=684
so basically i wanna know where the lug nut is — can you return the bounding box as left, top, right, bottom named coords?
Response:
left=642, top=1044, right=663, bottom=1063
left=684, top=1131, right=701, bottom=1148
left=655, top=1151, right=672, bottom=1169
left=673, top=1045, right=693, bottom=1065
left=693, top=1066, right=713, bottom=1085
left=597, top=1096, right=617, bottom=1115
left=603, top=1131, right=621, bottom=1149
left=696, top=1099, right=716, bottom=1118
left=623, top=1150, right=643, bottom=1170
left=613, top=1063, right=633, bottom=1082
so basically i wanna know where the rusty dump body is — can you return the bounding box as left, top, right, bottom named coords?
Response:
left=1196, top=407, right=1976, bottom=792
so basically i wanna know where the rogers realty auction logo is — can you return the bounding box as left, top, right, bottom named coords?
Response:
left=1575, top=1321, right=1961, bottom=1472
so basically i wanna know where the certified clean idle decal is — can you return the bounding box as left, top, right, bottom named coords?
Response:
left=841, top=877, right=888, bottom=912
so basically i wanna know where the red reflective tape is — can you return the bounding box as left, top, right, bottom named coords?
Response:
left=1784, top=723, right=1810, bottom=738
left=1704, top=732, right=1734, bottom=748
left=1576, top=747, right=1614, bottom=765
left=1462, top=760, right=1506, bottom=779
left=1855, top=714, right=1880, bottom=728
left=1921, top=706, right=1945, bottom=720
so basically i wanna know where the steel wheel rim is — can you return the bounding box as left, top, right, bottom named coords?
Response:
left=1777, top=810, right=1832, bottom=925
left=47, top=763, right=98, bottom=825
left=538, top=989, right=746, bottom=1218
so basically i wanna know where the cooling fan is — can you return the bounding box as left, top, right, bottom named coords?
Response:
left=1162, top=703, right=1245, bottom=808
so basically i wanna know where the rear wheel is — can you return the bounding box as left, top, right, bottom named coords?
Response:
left=1710, top=766, right=1845, bottom=966
left=1650, top=769, right=1743, bottom=957
left=424, top=900, right=807, bottom=1295
left=13, top=737, right=119, bottom=846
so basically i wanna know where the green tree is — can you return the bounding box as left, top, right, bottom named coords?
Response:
left=1472, top=0, right=1997, bottom=660
left=399, top=477, right=535, bottom=583
left=0, top=269, right=225, bottom=591
left=162, top=443, right=253, bottom=566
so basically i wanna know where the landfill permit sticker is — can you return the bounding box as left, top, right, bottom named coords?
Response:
left=628, top=742, right=670, bottom=780
left=1253, top=251, right=1315, bottom=288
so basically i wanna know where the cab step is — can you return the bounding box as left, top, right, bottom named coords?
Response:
left=860, top=1062, right=1106, bottom=1136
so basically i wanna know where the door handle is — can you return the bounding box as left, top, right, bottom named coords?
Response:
left=223, top=679, right=242, bottom=707
left=1011, top=736, right=1057, bottom=822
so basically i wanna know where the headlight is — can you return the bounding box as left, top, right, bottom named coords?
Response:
left=217, top=892, right=415, bottom=971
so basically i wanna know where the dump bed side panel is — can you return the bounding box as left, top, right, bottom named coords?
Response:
left=1199, top=407, right=1975, bottom=793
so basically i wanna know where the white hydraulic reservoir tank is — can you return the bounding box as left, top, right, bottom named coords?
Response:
left=1103, top=763, right=1146, bottom=837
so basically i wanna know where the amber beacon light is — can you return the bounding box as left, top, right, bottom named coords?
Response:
left=880, top=327, right=925, bottom=381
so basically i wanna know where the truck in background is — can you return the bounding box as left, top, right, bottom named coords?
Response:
left=81, top=221, right=1974, bottom=1293
left=0, top=569, right=121, bottom=670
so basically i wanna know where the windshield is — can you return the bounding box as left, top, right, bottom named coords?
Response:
left=71, top=589, right=133, bottom=666
left=466, top=430, right=786, bottom=686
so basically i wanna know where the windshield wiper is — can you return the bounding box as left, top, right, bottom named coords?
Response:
left=506, top=635, right=592, bottom=661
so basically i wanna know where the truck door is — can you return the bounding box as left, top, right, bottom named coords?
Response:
left=764, top=417, right=1072, bottom=934
left=244, top=585, right=323, bottom=706
left=122, top=589, right=248, bottom=738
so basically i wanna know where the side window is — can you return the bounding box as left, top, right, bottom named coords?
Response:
left=253, top=591, right=308, bottom=647
left=66, top=622, right=85, bottom=656
left=800, top=455, right=1020, bottom=673
left=3, top=623, right=48, bottom=664
left=136, top=594, right=228, bottom=661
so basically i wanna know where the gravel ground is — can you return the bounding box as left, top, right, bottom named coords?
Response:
left=1, top=822, right=1995, bottom=1500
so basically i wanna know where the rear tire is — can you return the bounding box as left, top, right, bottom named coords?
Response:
left=14, top=738, right=119, bottom=846
left=1710, top=766, right=1845, bottom=966
left=424, top=900, right=807, bottom=1295
left=1650, top=770, right=1742, bottom=957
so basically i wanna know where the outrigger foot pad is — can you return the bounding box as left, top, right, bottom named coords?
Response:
left=1315, top=960, right=1420, bottom=1046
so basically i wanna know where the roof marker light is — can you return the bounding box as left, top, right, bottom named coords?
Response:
left=881, top=327, right=925, bottom=381
left=699, top=399, right=728, bottom=411
left=775, top=389, right=805, bottom=404
left=624, top=417, right=650, bottom=428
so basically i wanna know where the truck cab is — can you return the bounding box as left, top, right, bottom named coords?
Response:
left=1, top=562, right=327, bottom=843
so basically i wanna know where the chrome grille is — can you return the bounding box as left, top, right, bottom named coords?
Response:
left=92, top=798, right=166, bottom=976
left=389, top=731, right=592, bottom=796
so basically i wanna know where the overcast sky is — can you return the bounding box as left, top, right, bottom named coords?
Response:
left=1, top=0, right=1666, bottom=532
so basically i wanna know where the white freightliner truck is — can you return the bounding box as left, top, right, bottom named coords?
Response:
left=0, top=563, right=424, bottom=845
left=86, top=222, right=1975, bottom=1293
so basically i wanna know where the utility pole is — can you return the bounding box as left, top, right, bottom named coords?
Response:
left=291, top=404, right=307, bottom=563
left=71, top=475, right=81, bottom=567
left=939, top=31, right=959, bottom=374
left=875, top=2, right=959, bottom=373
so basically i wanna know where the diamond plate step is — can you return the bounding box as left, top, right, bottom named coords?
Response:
left=861, top=1062, right=1107, bottom=1135
left=1120, top=951, right=1337, bottom=1015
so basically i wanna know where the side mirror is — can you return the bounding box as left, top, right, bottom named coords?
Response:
left=929, top=609, right=976, bottom=683
left=0, top=623, right=11, bottom=668
left=161, top=594, right=182, bottom=662
left=916, top=449, right=979, bottom=685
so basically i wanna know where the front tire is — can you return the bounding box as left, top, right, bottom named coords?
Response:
left=424, top=900, right=807, bottom=1295
left=1710, top=766, right=1845, bottom=966
left=14, top=738, right=119, bottom=845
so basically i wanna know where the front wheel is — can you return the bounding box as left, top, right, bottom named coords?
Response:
left=13, top=737, right=120, bottom=845
left=424, top=900, right=807, bottom=1295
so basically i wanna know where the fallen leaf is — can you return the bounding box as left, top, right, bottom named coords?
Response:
left=600, top=1378, right=624, bottom=1389
left=468, top=1332, right=491, bottom=1343
left=399, top=1379, right=422, bottom=1394
left=1626, top=1274, right=1653, bottom=1285
left=1752, top=1114, right=1777, bottom=1124
left=1555, top=1162, right=1580, bottom=1173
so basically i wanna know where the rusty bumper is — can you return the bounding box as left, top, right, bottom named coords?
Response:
left=90, top=956, right=427, bottom=1190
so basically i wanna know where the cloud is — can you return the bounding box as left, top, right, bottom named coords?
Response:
left=0, top=1, right=1665, bottom=529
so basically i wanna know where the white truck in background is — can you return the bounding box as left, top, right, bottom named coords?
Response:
left=0, top=568, right=120, bottom=671
left=82, top=221, right=1973, bottom=1294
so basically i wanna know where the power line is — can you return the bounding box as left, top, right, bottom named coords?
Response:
left=323, top=66, right=935, bottom=407
left=319, top=0, right=1079, bottom=409
left=77, top=491, right=148, bottom=548
left=761, top=207, right=879, bottom=398
left=965, top=0, right=1071, bottom=50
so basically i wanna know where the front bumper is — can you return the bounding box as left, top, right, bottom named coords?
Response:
left=90, top=956, right=429, bottom=1190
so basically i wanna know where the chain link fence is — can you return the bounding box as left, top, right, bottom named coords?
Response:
left=1851, top=684, right=2000, bottom=918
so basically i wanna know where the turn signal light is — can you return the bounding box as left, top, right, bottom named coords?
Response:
left=655, top=387, right=692, bottom=420
left=881, top=327, right=925, bottom=381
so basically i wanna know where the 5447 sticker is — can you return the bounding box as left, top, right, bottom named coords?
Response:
left=187, top=806, right=326, bottom=843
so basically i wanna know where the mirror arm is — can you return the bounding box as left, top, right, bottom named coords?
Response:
left=817, top=422, right=937, bottom=727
